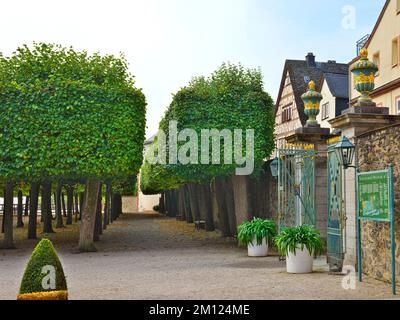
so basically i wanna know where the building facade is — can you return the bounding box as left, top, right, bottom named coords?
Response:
left=317, top=73, right=349, bottom=130
left=275, top=53, right=348, bottom=149
left=350, top=0, right=400, bottom=114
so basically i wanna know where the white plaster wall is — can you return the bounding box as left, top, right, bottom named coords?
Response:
left=122, top=196, right=138, bottom=213
left=317, top=80, right=336, bottom=130
left=138, top=193, right=160, bottom=212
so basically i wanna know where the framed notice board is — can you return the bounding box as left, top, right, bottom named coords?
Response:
left=356, top=165, right=396, bottom=295
left=358, top=170, right=390, bottom=221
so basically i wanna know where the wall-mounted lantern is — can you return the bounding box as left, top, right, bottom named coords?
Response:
left=270, top=157, right=279, bottom=178
left=334, top=136, right=355, bottom=169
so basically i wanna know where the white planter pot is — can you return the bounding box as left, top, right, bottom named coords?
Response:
left=247, top=237, right=269, bottom=257
left=286, top=247, right=313, bottom=274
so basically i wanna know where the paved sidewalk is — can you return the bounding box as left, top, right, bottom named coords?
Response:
left=0, top=213, right=397, bottom=300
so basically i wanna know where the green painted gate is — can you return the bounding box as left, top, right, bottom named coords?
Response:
left=327, top=141, right=345, bottom=272
left=278, top=144, right=316, bottom=232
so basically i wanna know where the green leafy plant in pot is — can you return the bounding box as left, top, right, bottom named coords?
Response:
left=275, top=225, right=323, bottom=274
left=237, top=218, right=276, bottom=257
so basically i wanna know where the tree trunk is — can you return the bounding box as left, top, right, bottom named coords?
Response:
left=103, top=183, right=111, bottom=229
left=198, top=183, right=214, bottom=231
left=176, top=188, right=185, bottom=221
left=164, top=191, right=171, bottom=216
left=24, top=195, right=30, bottom=216
left=187, top=183, right=201, bottom=222
left=184, top=185, right=193, bottom=223
left=231, top=175, right=252, bottom=231
left=66, top=186, right=73, bottom=225
left=78, top=179, right=101, bottom=252
left=117, top=194, right=122, bottom=218
left=94, top=183, right=103, bottom=242
left=111, top=193, right=116, bottom=222
left=42, top=181, right=54, bottom=234
left=214, top=177, right=234, bottom=237
left=159, top=192, right=165, bottom=214
left=2, top=181, right=15, bottom=249
left=28, top=183, right=39, bottom=240
left=61, top=192, right=67, bottom=217
left=17, top=190, right=24, bottom=228
left=55, top=183, right=65, bottom=228
left=79, top=191, right=85, bottom=221
left=74, top=193, right=79, bottom=223
left=210, top=180, right=219, bottom=230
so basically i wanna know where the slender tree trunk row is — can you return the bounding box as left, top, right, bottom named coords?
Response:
left=161, top=173, right=273, bottom=238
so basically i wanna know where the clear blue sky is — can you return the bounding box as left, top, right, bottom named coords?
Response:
left=0, top=0, right=386, bottom=138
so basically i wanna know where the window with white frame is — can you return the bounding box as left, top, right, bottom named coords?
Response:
left=321, top=102, right=330, bottom=120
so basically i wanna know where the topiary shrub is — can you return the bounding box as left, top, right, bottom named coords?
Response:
left=18, top=238, right=68, bottom=300
left=153, top=205, right=160, bottom=212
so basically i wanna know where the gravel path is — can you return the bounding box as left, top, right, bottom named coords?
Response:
left=0, top=213, right=398, bottom=300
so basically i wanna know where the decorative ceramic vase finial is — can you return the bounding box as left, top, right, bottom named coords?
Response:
left=301, top=80, right=323, bottom=127
left=351, top=48, right=378, bottom=107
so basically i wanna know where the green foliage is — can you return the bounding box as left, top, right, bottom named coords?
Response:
left=140, top=138, right=183, bottom=195
left=19, top=238, right=67, bottom=294
left=274, top=225, right=323, bottom=257
left=0, top=43, right=146, bottom=183
left=112, top=176, right=137, bottom=196
left=140, top=62, right=275, bottom=191
left=153, top=205, right=160, bottom=212
left=237, top=218, right=276, bottom=246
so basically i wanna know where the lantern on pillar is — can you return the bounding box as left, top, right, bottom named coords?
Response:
left=351, top=48, right=378, bottom=107
left=301, top=80, right=323, bottom=127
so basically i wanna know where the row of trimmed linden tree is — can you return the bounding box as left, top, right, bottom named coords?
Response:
left=140, top=63, right=275, bottom=234
left=141, top=63, right=323, bottom=274
left=0, top=43, right=146, bottom=252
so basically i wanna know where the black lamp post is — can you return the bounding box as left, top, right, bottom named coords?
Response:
left=334, top=136, right=356, bottom=169
left=270, top=157, right=279, bottom=178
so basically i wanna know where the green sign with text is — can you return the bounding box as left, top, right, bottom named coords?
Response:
left=358, top=170, right=390, bottom=221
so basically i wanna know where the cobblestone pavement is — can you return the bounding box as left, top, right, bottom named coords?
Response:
left=0, top=213, right=398, bottom=300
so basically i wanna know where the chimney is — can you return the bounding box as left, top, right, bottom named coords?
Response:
left=306, top=52, right=316, bottom=67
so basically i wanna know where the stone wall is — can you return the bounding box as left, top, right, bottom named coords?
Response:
left=357, top=124, right=400, bottom=283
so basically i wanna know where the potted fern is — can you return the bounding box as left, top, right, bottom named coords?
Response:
left=237, top=218, right=276, bottom=257
left=275, top=225, right=323, bottom=274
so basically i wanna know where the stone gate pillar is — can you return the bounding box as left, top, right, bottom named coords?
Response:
left=329, top=48, right=400, bottom=266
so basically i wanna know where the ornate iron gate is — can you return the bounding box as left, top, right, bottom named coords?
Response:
left=327, top=141, right=345, bottom=271
left=278, top=144, right=316, bottom=231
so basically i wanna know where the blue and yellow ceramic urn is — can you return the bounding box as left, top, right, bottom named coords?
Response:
left=351, top=48, right=378, bottom=106
left=301, top=80, right=322, bottom=127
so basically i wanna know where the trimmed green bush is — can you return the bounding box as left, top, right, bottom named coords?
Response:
left=153, top=205, right=160, bottom=212
left=19, top=238, right=67, bottom=294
